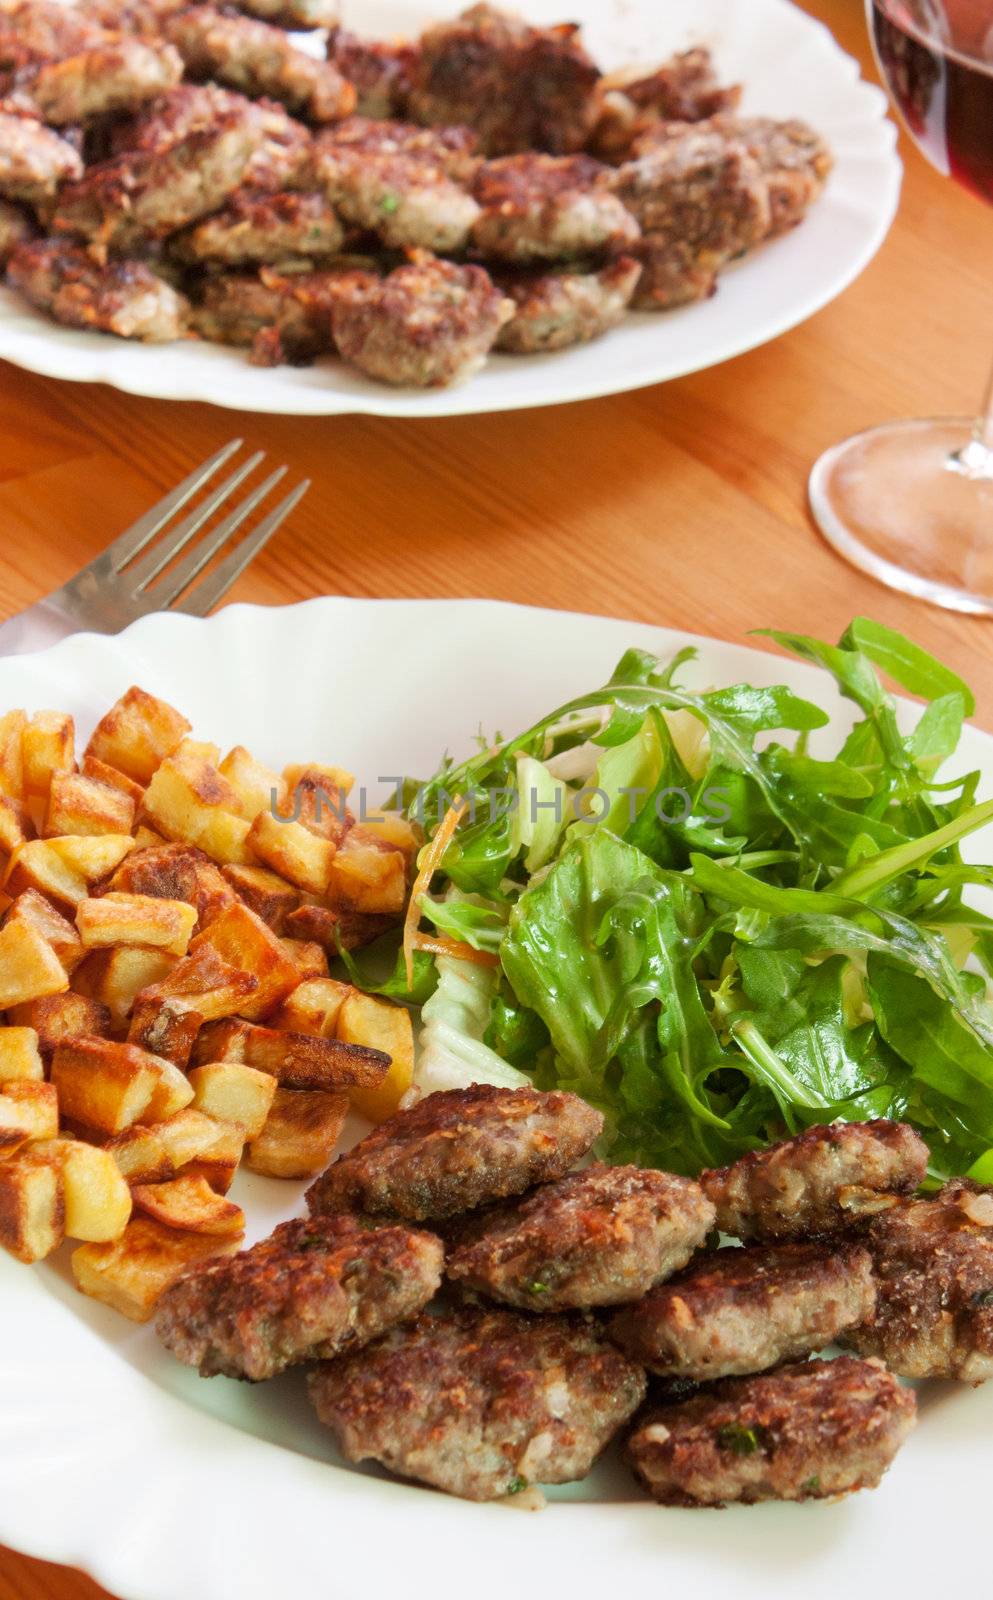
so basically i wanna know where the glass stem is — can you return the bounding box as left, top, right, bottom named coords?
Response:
left=949, top=351, right=993, bottom=479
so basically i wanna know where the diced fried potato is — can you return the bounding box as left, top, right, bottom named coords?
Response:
left=0, top=1026, right=44, bottom=1082
left=106, top=1107, right=225, bottom=1184
left=8, top=992, right=111, bottom=1053
left=0, top=710, right=26, bottom=798
left=4, top=888, right=85, bottom=972
left=191, top=1017, right=251, bottom=1065
left=241, top=1025, right=390, bottom=1091
left=3, top=839, right=88, bottom=907
left=285, top=903, right=397, bottom=952
left=283, top=761, right=354, bottom=797
left=33, top=1139, right=132, bottom=1242
left=127, top=997, right=204, bottom=1067
left=128, top=945, right=257, bottom=1065
left=142, top=746, right=253, bottom=865
left=221, top=862, right=300, bottom=932
left=0, top=918, right=69, bottom=1007
left=0, top=1080, right=59, bottom=1150
left=281, top=768, right=353, bottom=846
left=45, top=772, right=136, bottom=839
left=49, top=833, right=136, bottom=884
left=22, top=711, right=75, bottom=799
left=245, top=1086, right=348, bottom=1179
left=108, top=843, right=235, bottom=927
left=246, top=810, right=336, bottom=895
left=280, top=938, right=329, bottom=980
left=272, top=976, right=350, bottom=1037
left=0, top=1148, right=64, bottom=1262
left=84, top=686, right=191, bottom=785
left=190, top=902, right=300, bottom=1020
left=218, top=745, right=286, bottom=820
left=50, top=1037, right=159, bottom=1135
left=133, top=825, right=167, bottom=849
left=76, top=892, right=197, bottom=956
left=80, top=754, right=145, bottom=808
left=73, top=945, right=176, bottom=1029
left=131, top=1174, right=244, bottom=1236
left=184, top=1118, right=245, bottom=1194
left=359, top=809, right=420, bottom=862
left=187, top=1061, right=277, bottom=1138
left=144, top=1055, right=195, bottom=1121
left=0, top=792, right=33, bottom=857
left=338, top=991, right=415, bottom=1123
left=325, top=834, right=407, bottom=914
left=71, top=1217, right=239, bottom=1322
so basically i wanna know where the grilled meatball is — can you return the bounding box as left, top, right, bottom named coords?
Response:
left=53, top=115, right=260, bottom=250
left=496, top=256, right=641, bottom=351
left=471, top=152, right=639, bottom=264
left=193, top=262, right=372, bottom=365
left=326, top=29, right=416, bottom=120
left=619, top=49, right=742, bottom=125
left=111, top=84, right=312, bottom=192
left=627, top=232, right=719, bottom=311
left=309, top=1304, right=647, bottom=1501
left=174, top=188, right=344, bottom=264
left=0, top=197, right=32, bottom=261
left=30, top=38, right=183, bottom=126
left=701, top=1120, right=929, bottom=1242
left=8, top=236, right=188, bottom=340
left=0, top=109, right=82, bottom=202
left=449, top=1163, right=714, bottom=1311
left=155, top=1214, right=444, bottom=1381
left=329, top=255, right=512, bottom=388
left=712, top=115, right=833, bottom=235
left=234, top=0, right=338, bottom=26
left=844, top=1180, right=993, bottom=1383
left=611, top=128, right=770, bottom=264
left=308, top=1083, right=603, bottom=1220
left=608, top=1240, right=877, bottom=1380
left=0, top=1, right=106, bottom=66
left=628, top=1355, right=915, bottom=1507
left=166, top=7, right=355, bottom=124
left=408, top=3, right=602, bottom=157
left=312, top=142, right=479, bottom=254
left=314, top=115, right=479, bottom=182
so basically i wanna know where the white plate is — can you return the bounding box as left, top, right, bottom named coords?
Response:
left=0, top=0, right=901, bottom=416
left=0, top=596, right=990, bottom=1600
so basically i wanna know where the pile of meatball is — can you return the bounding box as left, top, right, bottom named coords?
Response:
left=0, top=0, right=832, bottom=388
left=155, top=1082, right=993, bottom=1507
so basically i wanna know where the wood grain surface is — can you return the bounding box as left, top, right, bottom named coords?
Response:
left=2, top=1, right=992, bottom=1596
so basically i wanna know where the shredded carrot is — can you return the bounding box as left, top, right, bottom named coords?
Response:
left=402, top=796, right=467, bottom=987
left=410, top=932, right=501, bottom=969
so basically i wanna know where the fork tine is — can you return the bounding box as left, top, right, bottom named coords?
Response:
left=171, top=480, right=310, bottom=618
left=126, top=450, right=266, bottom=593
left=102, top=439, right=244, bottom=573
left=150, top=466, right=288, bottom=609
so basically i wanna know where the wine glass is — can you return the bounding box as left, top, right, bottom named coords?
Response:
left=809, top=0, right=993, bottom=614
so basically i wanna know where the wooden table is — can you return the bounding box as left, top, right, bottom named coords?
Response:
left=1, top=0, right=991, bottom=1593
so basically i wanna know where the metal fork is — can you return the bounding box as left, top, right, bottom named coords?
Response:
left=0, top=440, right=310, bottom=657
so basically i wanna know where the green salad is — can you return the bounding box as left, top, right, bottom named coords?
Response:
left=345, top=618, right=993, bottom=1182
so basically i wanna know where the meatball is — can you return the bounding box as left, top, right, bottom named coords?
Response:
left=329, top=255, right=513, bottom=388
left=53, top=115, right=260, bottom=250
left=7, top=236, right=188, bottom=340
left=326, top=30, right=417, bottom=121
left=0, top=197, right=33, bottom=262
left=234, top=0, right=338, bottom=26
left=470, top=152, right=639, bottom=264
left=0, top=1, right=106, bottom=67
left=166, top=7, right=355, bottom=124
left=311, top=141, right=480, bottom=254
left=608, top=1240, right=877, bottom=1380
left=448, top=1163, right=714, bottom=1311
left=155, top=1214, right=444, bottom=1381
left=701, top=1120, right=929, bottom=1242
left=408, top=3, right=602, bottom=157
left=308, top=1083, right=603, bottom=1220
left=308, top=1304, right=647, bottom=1501
left=627, top=232, right=719, bottom=312
left=314, top=116, right=480, bottom=182
left=619, top=49, right=742, bottom=125
left=0, top=110, right=82, bottom=203
left=496, top=256, right=641, bottom=351
left=712, top=115, right=833, bottom=235
left=192, top=264, right=371, bottom=366
left=29, top=38, right=183, bottom=126
left=174, top=188, right=345, bottom=265
left=628, top=1355, right=915, bottom=1507
left=111, top=84, right=312, bottom=193
left=844, top=1180, right=993, bottom=1383
left=610, top=128, right=771, bottom=263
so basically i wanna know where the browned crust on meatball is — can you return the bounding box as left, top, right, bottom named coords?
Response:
left=0, top=1, right=107, bottom=68
left=192, top=262, right=372, bottom=365
left=111, top=84, right=313, bottom=192
left=628, top=1355, right=916, bottom=1506
left=609, top=1240, right=877, bottom=1379
left=234, top=0, right=338, bottom=27
left=0, top=109, right=82, bottom=202
left=619, top=48, right=742, bottom=123
left=308, top=1304, right=647, bottom=1500
left=712, top=114, right=833, bottom=235
left=7, top=235, right=188, bottom=339
left=155, top=1213, right=444, bottom=1381
left=471, top=151, right=639, bottom=263
left=30, top=38, right=184, bottom=126
left=627, top=232, right=719, bottom=311
left=173, top=187, right=344, bottom=264
left=327, top=29, right=417, bottom=121
left=611, top=128, right=770, bottom=261
left=0, top=196, right=33, bottom=261
left=701, top=1120, right=930, bottom=1242
left=314, top=114, right=480, bottom=182
left=449, top=1163, right=714, bottom=1310
left=496, top=255, right=641, bottom=351
left=312, top=143, right=480, bottom=253
left=308, top=1083, right=604, bottom=1219
left=844, top=1180, right=993, bottom=1383
left=166, top=6, right=355, bottom=124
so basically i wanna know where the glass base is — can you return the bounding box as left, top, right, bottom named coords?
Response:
left=809, top=417, right=993, bottom=616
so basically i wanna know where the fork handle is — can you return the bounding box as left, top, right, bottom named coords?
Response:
left=0, top=599, right=84, bottom=658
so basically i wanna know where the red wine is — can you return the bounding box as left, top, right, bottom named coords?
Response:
left=871, top=0, right=993, bottom=202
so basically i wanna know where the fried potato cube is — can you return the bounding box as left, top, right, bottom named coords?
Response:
left=133, top=825, right=167, bottom=849
left=33, top=1139, right=132, bottom=1242
left=272, top=976, right=350, bottom=1037
left=283, top=761, right=354, bottom=798
left=0, top=710, right=27, bottom=798
left=192, top=1017, right=251, bottom=1065
left=52, top=833, right=137, bottom=881
left=281, top=768, right=353, bottom=846
left=0, top=1149, right=64, bottom=1262
left=0, top=1080, right=59, bottom=1151
left=0, top=919, right=69, bottom=1007
left=108, top=843, right=235, bottom=928
left=280, top=938, right=329, bottom=980
left=7, top=992, right=111, bottom=1053
left=4, top=888, right=85, bottom=973
left=241, top=1025, right=390, bottom=1091
left=128, top=945, right=258, bottom=1064
left=44, top=771, right=136, bottom=840
left=184, top=1118, right=245, bottom=1194
left=338, top=990, right=414, bottom=1123
left=145, top=1055, right=195, bottom=1121
left=73, top=945, right=176, bottom=1029
left=72, top=1217, right=240, bottom=1322
left=218, top=745, right=286, bottom=820
left=22, top=711, right=75, bottom=799
left=190, top=902, right=300, bottom=1019
left=84, top=686, right=191, bottom=785
left=325, top=832, right=407, bottom=914
left=285, top=903, right=397, bottom=952
left=245, top=1086, right=348, bottom=1179
left=0, top=792, right=33, bottom=857
left=106, top=1107, right=227, bottom=1184
left=80, top=754, right=145, bottom=808
left=142, top=745, right=253, bottom=865
left=0, top=1026, right=44, bottom=1082
left=131, top=1174, right=244, bottom=1236
left=246, top=810, right=336, bottom=895
left=359, top=808, right=420, bottom=862
left=50, top=1037, right=160, bottom=1135
left=77, top=893, right=198, bottom=956
left=3, top=839, right=88, bottom=908
left=187, top=1061, right=277, bottom=1139
left=221, top=862, right=300, bottom=932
